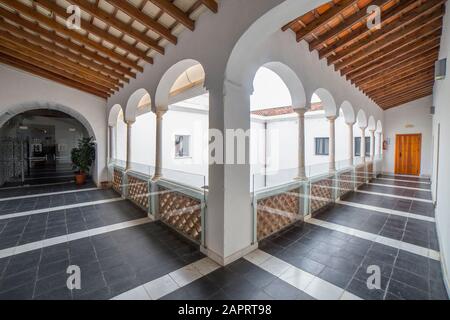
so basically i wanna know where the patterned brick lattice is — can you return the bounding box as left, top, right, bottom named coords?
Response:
left=367, top=163, right=374, bottom=180
left=127, top=175, right=149, bottom=210
left=158, top=187, right=202, bottom=242
left=112, top=169, right=123, bottom=195
left=356, top=166, right=366, bottom=187
left=337, top=171, right=354, bottom=198
left=257, top=188, right=299, bottom=240
left=310, top=178, right=334, bottom=214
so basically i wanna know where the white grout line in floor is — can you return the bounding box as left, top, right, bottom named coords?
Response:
left=0, top=187, right=100, bottom=202
left=0, top=197, right=124, bottom=221
left=244, top=249, right=362, bottom=300
left=306, top=218, right=440, bottom=261
left=337, top=200, right=435, bottom=223
left=0, top=181, right=74, bottom=191
left=112, top=257, right=221, bottom=300
left=0, top=217, right=152, bottom=259
left=367, top=182, right=431, bottom=192
left=354, top=190, right=433, bottom=203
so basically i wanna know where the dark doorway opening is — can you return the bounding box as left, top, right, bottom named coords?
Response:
left=0, top=109, right=89, bottom=187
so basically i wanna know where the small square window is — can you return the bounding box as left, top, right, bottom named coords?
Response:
left=315, top=137, right=329, bottom=156
left=175, top=135, right=190, bottom=158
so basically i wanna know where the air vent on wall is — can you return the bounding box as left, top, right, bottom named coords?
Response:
left=431, top=106, right=435, bottom=115
left=435, top=58, right=447, bottom=80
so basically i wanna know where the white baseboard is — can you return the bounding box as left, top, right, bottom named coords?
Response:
left=201, top=243, right=258, bottom=266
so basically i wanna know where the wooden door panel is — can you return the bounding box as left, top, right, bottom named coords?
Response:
left=395, top=134, right=421, bottom=175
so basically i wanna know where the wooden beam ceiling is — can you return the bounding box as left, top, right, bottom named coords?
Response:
left=0, top=0, right=219, bottom=99
left=283, top=0, right=446, bottom=109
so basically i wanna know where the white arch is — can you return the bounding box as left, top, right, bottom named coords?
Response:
left=0, top=102, right=96, bottom=139
left=108, top=104, right=123, bottom=127
left=368, top=116, right=376, bottom=131
left=262, top=61, right=307, bottom=109
left=356, top=109, right=368, bottom=128
left=340, top=101, right=355, bottom=124
left=376, top=120, right=383, bottom=133
left=155, top=59, right=204, bottom=111
left=313, top=88, right=337, bottom=117
left=125, top=88, right=149, bottom=122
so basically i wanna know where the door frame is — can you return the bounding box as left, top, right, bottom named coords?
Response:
left=394, top=133, right=422, bottom=176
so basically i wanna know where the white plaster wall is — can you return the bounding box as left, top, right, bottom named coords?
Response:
left=0, top=64, right=107, bottom=185
left=383, top=96, right=433, bottom=176
left=432, top=0, right=450, bottom=295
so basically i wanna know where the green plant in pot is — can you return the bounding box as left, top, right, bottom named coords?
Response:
left=71, top=137, right=96, bottom=185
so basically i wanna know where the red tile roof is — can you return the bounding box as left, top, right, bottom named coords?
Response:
left=251, top=102, right=323, bottom=117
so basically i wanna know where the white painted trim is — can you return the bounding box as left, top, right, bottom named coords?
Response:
left=0, top=187, right=99, bottom=202
left=244, top=249, right=362, bottom=300
left=306, top=218, right=440, bottom=261
left=112, top=257, right=220, bottom=300
left=355, top=190, right=433, bottom=203
left=0, top=217, right=151, bottom=259
left=381, top=172, right=431, bottom=179
left=0, top=198, right=124, bottom=220
left=337, top=200, right=435, bottom=223
left=201, top=243, right=258, bottom=266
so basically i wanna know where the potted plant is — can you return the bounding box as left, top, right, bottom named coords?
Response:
left=71, top=137, right=96, bottom=185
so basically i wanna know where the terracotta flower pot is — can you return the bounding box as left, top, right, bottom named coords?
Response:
left=75, top=172, right=86, bottom=185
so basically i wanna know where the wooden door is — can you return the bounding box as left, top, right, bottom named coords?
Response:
left=395, top=134, right=422, bottom=176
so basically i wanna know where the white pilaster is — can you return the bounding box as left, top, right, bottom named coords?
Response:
left=295, top=108, right=307, bottom=179
left=347, top=122, right=355, bottom=166
left=328, top=116, right=337, bottom=172
left=153, top=110, right=166, bottom=180
left=369, top=129, right=376, bottom=160
left=376, top=132, right=382, bottom=156
left=125, top=120, right=134, bottom=171
left=360, top=127, right=366, bottom=163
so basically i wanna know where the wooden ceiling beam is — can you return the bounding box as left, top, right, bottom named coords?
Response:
left=0, top=53, right=108, bottom=98
left=104, top=0, right=177, bottom=44
left=333, top=10, right=444, bottom=70
left=360, top=65, right=434, bottom=92
left=199, top=0, right=218, bottom=13
left=0, top=0, right=143, bottom=72
left=309, top=0, right=389, bottom=51
left=346, top=37, right=441, bottom=81
left=0, top=7, right=135, bottom=78
left=0, top=45, right=114, bottom=95
left=360, top=60, right=436, bottom=91
left=338, top=27, right=442, bottom=76
left=0, top=19, right=127, bottom=83
left=328, top=0, right=444, bottom=66
left=375, top=87, right=433, bottom=105
left=370, top=78, right=435, bottom=99
left=318, top=0, right=422, bottom=59
left=380, top=92, right=432, bottom=109
left=0, top=30, right=120, bottom=90
left=30, top=0, right=154, bottom=63
left=356, top=51, right=438, bottom=88
left=66, top=0, right=166, bottom=52
left=296, top=0, right=360, bottom=42
left=149, top=0, right=195, bottom=31
left=366, top=72, right=436, bottom=96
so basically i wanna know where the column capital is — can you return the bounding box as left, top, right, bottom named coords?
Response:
left=346, top=122, right=355, bottom=127
left=294, top=108, right=308, bottom=117
left=125, top=120, right=135, bottom=126
left=326, top=115, right=338, bottom=121
left=155, top=109, right=167, bottom=119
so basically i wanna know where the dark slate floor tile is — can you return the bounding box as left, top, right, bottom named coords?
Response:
left=387, top=279, right=429, bottom=300
left=263, top=278, right=312, bottom=300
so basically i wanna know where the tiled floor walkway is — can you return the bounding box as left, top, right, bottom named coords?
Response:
left=0, top=174, right=448, bottom=300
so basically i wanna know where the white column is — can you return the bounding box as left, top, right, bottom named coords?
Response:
left=153, top=110, right=166, bottom=180
left=376, top=132, right=382, bottom=156
left=369, top=129, right=376, bottom=160
left=328, top=116, right=337, bottom=172
left=296, top=108, right=307, bottom=179
left=347, top=122, right=355, bottom=166
left=125, top=120, right=134, bottom=171
left=108, top=125, right=114, bottom=161
left=360, top=127, right=366, bottom=163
